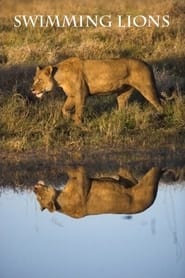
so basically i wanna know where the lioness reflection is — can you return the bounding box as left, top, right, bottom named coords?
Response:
left=34, top=167, right=162, bottom=218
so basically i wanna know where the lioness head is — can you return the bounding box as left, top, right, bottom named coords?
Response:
left=31, top=65, right=54, bottom=98
left=34, top=181, right=56, bottom=212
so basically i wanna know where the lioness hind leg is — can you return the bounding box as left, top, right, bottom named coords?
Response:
left=62, top=96, right=75, bottom=119
left=117, top=88, right=134, bottom=110
left=144, top=88, right=163, bottom=112
left=134, top=83, right=163, bottom=112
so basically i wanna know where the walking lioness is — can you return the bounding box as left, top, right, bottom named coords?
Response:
left=31, top=57, right=162, bottom=124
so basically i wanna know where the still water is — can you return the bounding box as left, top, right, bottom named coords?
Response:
left=0, top=164, right=185, bottom=278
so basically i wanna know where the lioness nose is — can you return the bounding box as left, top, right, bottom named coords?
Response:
left=31, top=86, right=36, bottom=93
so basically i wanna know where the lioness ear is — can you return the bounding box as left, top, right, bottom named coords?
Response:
left=37, top=180, right=45, bottom=186
left=44, top=65, right=53, bottom=77
left=36, top=65, right=42, bottom=73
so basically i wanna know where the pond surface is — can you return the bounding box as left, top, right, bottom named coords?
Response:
left=0, top=160, right=185, bottom=278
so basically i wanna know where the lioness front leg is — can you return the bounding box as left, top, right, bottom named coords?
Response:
left=62, top=96, right=75, bottom=120
left=117, top=89, right=134, bottom=110
left=74, top=90, right=87, bottom=125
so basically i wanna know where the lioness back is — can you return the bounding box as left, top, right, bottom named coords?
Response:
left=81, top=58, right=152, bottom=94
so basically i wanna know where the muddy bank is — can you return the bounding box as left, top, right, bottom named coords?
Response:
left=1, top=147, right=185, bottom=187
left=0, top=146, right=185, bottom=165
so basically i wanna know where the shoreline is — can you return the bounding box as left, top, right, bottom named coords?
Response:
left=0, top=145, right=184, bottom=164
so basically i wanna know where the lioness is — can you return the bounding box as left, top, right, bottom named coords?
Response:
left=31, top=57, right=162, bottom=124
left=34, top=167, right=161, bottom=218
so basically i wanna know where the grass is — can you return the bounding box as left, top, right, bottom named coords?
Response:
left=0, top=92, right=185, bottom=152
left=0, top=0, right=185, bottom=152
left=1, top=0, right=185, bottom=65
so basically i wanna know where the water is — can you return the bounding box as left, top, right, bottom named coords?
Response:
left=0, top=165, right=185, bottom=278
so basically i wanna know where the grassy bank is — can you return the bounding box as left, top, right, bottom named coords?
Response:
left=0, top=0, right=185, bottom=152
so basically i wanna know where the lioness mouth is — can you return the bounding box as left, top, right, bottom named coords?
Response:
left=32, top=91, right=44, bottom=98
left=35, top=93, right=44, bottom=98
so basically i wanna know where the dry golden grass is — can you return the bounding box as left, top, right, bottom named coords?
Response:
left=1, top=0, right=184, bottom=66
left=1, top=0, right=178, bottom=15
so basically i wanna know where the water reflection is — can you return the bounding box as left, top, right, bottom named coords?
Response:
left=0, top=158, right=185, bottom=278
left=34, top=167, right=162, bottom=218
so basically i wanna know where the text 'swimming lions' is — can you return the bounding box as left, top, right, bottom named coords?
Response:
left=14, top=14, right=170, bottom=28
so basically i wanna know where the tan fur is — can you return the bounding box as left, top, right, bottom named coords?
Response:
left=34, top=167, right=162, bottom=218
left=32, top=57, right=163, bottom=124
